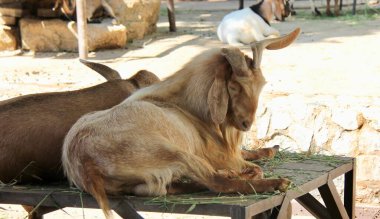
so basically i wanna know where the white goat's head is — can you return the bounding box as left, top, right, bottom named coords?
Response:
left=208, top=28, right=301, bottom=131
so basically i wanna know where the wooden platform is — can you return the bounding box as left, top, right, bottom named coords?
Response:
left=0, top=153, right=355, bottom=219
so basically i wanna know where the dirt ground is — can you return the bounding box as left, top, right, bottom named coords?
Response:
left=1, top=0, right=380, bottom=218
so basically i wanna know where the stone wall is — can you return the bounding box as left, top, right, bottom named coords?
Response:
left=243, top=93, right=380, bottom=204
left=109, top=0, right=161, bottom=40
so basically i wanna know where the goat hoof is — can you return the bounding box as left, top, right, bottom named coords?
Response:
left=272, top=145, right=280, bottom=151
left=276, top=178, right=291, bottom=192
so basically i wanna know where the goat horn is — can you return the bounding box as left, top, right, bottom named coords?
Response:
left=251, top=28, right=301, bottom=69
left=221, top=47, right=250, bottom=77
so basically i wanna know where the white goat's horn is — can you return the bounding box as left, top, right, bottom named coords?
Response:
left=251, top=28, right=301, bottom=69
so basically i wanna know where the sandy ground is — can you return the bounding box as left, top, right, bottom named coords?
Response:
left=1, top=0, right=380, bottom=218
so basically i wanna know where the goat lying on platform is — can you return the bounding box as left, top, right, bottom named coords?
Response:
left=0, top=61, right=159, bottom=184
left=217, top=0, right=292, bottom=46
left=62, top=28, right=301, bottom=218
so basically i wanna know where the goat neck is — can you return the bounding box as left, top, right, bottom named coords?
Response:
left=249, top=0, right=271, bottom=25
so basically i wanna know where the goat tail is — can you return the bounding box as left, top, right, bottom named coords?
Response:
left=82, top=161, right=113, bottom=219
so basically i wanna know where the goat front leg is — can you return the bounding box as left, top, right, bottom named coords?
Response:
left=217, top=164, right=263, bottom=181
left=166, top=181, right=207, bottom=194
left=241, top=145, right=279, bottom=161
left=208, top=172, right=291, bottom=194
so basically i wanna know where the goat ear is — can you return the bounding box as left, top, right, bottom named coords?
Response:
left=221, top=47, right=250, bottom=77
left=208, top=71, right=229, bottom=124
left=80, top=59, right=122, bottom=81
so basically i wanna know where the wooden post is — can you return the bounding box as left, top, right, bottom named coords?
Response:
left=167, top=0, right=176, bottom=32
left=239, top=0, right=244, bottom=9
left=76, top=0, right=88, bottom=59
left=344, top=159, right=356, bottom=219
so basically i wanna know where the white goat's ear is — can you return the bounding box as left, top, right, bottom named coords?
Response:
left=208, top=71, right=229, bottom=124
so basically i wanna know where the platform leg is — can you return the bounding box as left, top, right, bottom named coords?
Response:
left=344, top=160, right=356, bottom=219
left=319, top=180, right=349, bottom=219
left=112, top=199, right=144, bottom=219
left=296, top=193, right=332, bottom=219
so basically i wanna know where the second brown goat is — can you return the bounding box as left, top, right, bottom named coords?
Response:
left=0, top=60, right=160, bottom=184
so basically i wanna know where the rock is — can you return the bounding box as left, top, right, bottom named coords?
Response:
left=358, top=124, right=380, bottom=154
left=0, top=27, right=17, bottom=50
left=356, top=155, right=380, bottom=181
left=362, top=106, right=380, bottom=131
left=288, top=124, right=313, bottom=151
left=331, top=131, right=358, bottom=156
left=256, top=111, right=271, bottom=139
left=108, top=0, right=160, bottom=40
left=313, top=109, right=330, bottom=147
left=287, top=95, right=309, bottom=121
left=19, top=18, right=126, bottom=52
left=314, top=124, right=329, bottom=148
left=332, top=108, right=364, bottom=130
left=270, top=110, right=292, bottom=130
left=266, top=135, right=298, bottom=151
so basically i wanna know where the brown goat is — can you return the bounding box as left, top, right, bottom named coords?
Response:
left=62, top=28, right=301, bottom=218
left=0, top=61, right=159, bottom=184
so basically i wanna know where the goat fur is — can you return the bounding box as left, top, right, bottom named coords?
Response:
left=62, top=28, right=301, bottom=218
left=0, top=62, right=159, bottom=183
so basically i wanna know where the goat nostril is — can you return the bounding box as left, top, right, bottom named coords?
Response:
left=242, top=121, right=249, bottom=129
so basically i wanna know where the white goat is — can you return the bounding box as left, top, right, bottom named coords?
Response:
left=62, top=28, right=300, bottom=218
left=217, top=0, right=291, bottom=46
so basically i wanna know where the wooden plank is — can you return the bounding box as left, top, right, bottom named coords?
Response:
left=0, top=2, right=23, bottom=17
left=296, top=193, right=332, bottom=219
left=344, top=159, right=356, bottom=219
left=0, top=15, right=15, bottom=25
left=37, top=8, right=60, bottom=18
left=319, top=180, right=350, bottom=219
